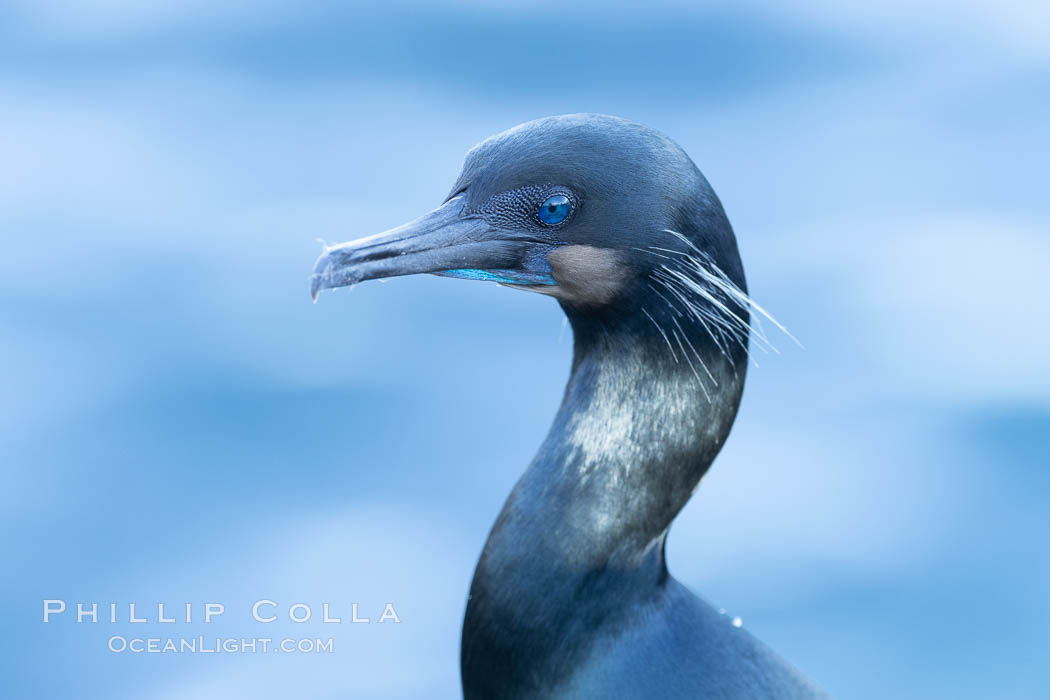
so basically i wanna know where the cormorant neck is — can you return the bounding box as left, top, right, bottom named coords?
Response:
left=461, top=305, right=746, bottom=697
left=519, top=307, right=745, bottom=567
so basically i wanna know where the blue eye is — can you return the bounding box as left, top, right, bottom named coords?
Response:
left=538, top=194, right=571, bottom=225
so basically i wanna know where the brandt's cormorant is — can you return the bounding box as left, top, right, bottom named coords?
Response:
left=311, top=114, right=828, bottom=699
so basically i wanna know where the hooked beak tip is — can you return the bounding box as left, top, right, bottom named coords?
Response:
left=310, top=253, right=333, bottom=302
left=309, top=246, right=345, bottom=302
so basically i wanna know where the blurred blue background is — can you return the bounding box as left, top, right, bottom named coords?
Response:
left=2, top=1, right=1048, bottom=698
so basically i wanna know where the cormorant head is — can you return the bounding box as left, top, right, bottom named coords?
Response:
left=311, top=114, right=745, bottom=326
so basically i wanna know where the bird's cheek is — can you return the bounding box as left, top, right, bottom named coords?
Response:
left=546, top=246, right=630, bottom=308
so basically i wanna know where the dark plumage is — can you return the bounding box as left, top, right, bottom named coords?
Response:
left=311, top=114, right=827, bottom=699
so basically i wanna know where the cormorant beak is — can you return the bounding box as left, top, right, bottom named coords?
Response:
left=310, top=195, right=556, bottom=301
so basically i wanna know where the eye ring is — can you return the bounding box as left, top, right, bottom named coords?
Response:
left=538, top=193, right=573, bottom=226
